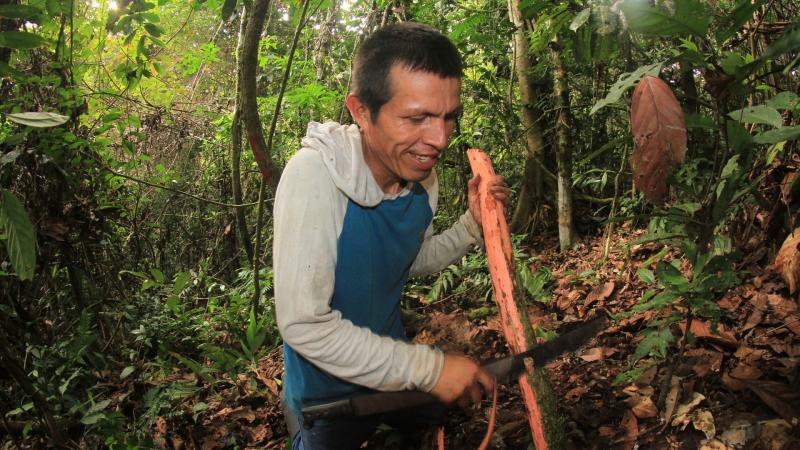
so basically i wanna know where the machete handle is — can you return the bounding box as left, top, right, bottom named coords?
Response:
left=300, top=391, right=439, bottom=425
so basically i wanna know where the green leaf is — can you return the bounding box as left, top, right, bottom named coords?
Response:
left=143, top=22, right=164, bottom=37
left=120, top=366, right=136, bottom=380
left=0, top=31, right=47, bottom=49
left=728, top=105, right=783, bottom=128
left=169, top=352, right=216, bottom=384
left=684, top=113, right=716, bottom=130
left=7, top=112, right=69, bottom=128
left=590, top=62, right=662, bottom=115
left=0, top=190, right=36, bottom=280
left=634, top=327, right=674, bottom=361
left=570, top=8, right=591, bottom=31
left=172, top=271, right=191, bottom=295
left=621, top=0, right=709, bottom=38
left=45, top=0, right=62, bottom=16
left=766, top=92, right=800, bottom=111
left=0, top=5, right=42, bottom=19
left=637, top=268, right=656, bottom=284
left=655, top=262, right=689, bottom=290
left=753, top=125, right=800, bottom=144
left=150, top=268, right=165, bottom=283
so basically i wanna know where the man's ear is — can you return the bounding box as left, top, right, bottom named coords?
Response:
left=345, top=93, right=370, bottom=129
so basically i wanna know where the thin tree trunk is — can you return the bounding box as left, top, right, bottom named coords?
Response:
left=552, top=36, right=575, bottom=251
left=241, top=0, right=279, bottom=187
left=232, top=5, right=254, bottom=263
left=507, top=0, right=547, bottom=234
left=251, top=0, right=312, bottom=318
left=314, top=0, right=339, bottom=83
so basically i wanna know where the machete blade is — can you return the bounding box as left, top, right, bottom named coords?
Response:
left=483, top=314, right=607, bottom=383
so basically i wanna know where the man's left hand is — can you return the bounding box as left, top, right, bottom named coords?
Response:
left=467, top=174, right=510, bottom=227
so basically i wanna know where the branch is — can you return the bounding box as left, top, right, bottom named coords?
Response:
left=82, top=150, right=258, bottom=209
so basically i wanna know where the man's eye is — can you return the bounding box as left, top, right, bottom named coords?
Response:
left=408, top=116, right=426, bottom=123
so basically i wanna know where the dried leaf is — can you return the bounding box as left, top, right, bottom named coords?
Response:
left=691, top=409, right=716, bottom=440
left=671, top=392, right=705, bottom=427
left=630, top=75, right=687, bottom=204
left=579, top=347, right=605, bottom=362
left=743, top=295, right=768, bottom=331
left=737, top=379, right=800, bottom=425
left=679, top=320, right=737, bottom=347
left=662, top=376, right=681, bottom=422
left=755, top=419, right=795, bottom=450
left=619, top=409, right=638, bottom=450
left=780, top=171, right=799, bottom=205
left=626, top=395, right=658, bottom=418
left=682, top=348, right=723, bottom=377
left=772, top=227, right=800, bottom=294
left=585, top=281, right=615, bottom=306
left=718, top=420, right=757, bottom=448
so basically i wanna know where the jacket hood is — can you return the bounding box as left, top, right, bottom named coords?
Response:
left=301, top=121, right=395, bottom=207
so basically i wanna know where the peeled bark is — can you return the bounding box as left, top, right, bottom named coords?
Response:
left=507, top=0, right=547, bottom=234
left=468, top=149, right=567, bottom=450
left=551, top=37, right=576, bottom=251
left=241, top=0, right=279, bottom=188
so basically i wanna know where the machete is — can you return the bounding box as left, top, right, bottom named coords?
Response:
left=300, top=314, right=606, bottom=425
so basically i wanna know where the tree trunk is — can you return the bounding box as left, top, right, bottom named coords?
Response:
left=552, top=37, right=576, bottom=251
left=241, top=0, right=279, bottom=188
left=314, top=0, right=339, bottom=83
left=251, top=0, right=311, bottom=318
left=232, top=5, right=254, bottom=263
left=507, top=0, right=547, bottom=234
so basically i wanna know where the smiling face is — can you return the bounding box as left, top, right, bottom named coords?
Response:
left=346, top=64, right=462, bottom=194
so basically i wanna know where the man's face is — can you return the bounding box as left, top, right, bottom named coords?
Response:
left=349, top=64, right=462, bottom=194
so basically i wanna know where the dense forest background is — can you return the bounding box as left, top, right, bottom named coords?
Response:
left=1, top=0, right=798, bottom=448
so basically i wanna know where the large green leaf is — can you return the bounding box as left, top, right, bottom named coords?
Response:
left=590, top=62, right=662, bottom=115
left=728, top=105, right=783, bottom=128
left=0, top=4, right=42, bottom=19
left=766, top=92, right=800, bottom=111
left=0, top=31, right=47, bottom=49
left=7, top=112, right=69, bottom=128
left=621, top=0, right=709, bottom=38
left=0, top=189, right=36, bottom=280
left=753, top=126, right=800, bottom=145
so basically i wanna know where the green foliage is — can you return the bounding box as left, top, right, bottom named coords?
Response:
left=0, top=189, right=36, bottom=280
left=620, top=0, right=709, bottom=38
left=590, top=63, right=662, bottom=114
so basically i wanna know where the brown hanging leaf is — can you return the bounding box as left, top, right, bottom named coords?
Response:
left=630, top=75, right=687, bottom=204
left=771, top=227, right=800, bottom=294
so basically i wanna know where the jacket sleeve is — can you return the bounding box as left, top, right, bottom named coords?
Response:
left=408, top=172, right=483, bottom=278
left=274, top=150, right=444, bottom=393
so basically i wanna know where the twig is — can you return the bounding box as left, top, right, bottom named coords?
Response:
left=81, top=150, right=259, bottom=209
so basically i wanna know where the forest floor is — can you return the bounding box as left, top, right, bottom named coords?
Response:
left=130, top=224, right=799, bottom=449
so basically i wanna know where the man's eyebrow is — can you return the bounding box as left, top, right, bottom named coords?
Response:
left=445, top=106, right=463, bottom=120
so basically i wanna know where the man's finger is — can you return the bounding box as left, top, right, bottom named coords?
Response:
left=476, top=368, right=495, bottom=395
left=468, top=382, right=483, bottom=406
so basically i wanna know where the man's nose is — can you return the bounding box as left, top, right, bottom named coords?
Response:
left=423, top=118, right=449, bottom=150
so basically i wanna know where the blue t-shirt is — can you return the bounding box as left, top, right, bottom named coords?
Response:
left=283, top=182, right=433, bottom=415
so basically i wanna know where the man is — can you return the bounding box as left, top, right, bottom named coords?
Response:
left=274, top=22, right=509, bottom=449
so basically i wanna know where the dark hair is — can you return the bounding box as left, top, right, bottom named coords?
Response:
left=353, top=22, right=462, bottom=121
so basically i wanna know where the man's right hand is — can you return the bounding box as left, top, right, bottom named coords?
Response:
left=430, top=353, right=495, bottom=408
